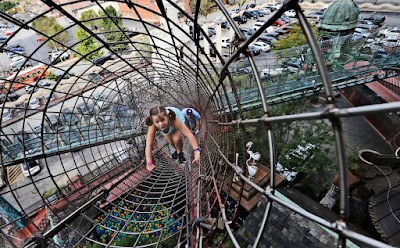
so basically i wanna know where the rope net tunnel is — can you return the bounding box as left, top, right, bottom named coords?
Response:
left=0, top=0, right=399, bottom=247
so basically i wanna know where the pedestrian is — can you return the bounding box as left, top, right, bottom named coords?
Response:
left=145, top=106, right=201, bottom=171
left=182, top=107, right=201, bottom=134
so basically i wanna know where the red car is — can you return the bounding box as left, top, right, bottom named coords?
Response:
left=5, top=30, right=12, bottom=36
left=273, top=19, right=285, bottom=26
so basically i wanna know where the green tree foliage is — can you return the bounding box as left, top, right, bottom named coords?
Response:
left=79, top=9, right=101, bottom=28
left=0, top=1, right=17, bottom=13
left=74, top=27, right=102, bottom=60
left=98, top=6, right=129, bottom=51
left=190, top=0, right=217, bottom=18
left=32, top=16, right=70, bottom=50
left=273, top=24, right=319, bottom=50
left=241, top=99, right=337, bottom=196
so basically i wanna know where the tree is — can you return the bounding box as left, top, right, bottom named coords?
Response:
left=98, top=6, right=128, bottom=51
left=32, top=16, right=70, bottom=50
left=74, top=27, right=102, bottom=61
left=79, top=9, right=101, bottom=28
left=273, top=24, right=319, bottom=50
left=190, top=0, right=217, bottom=18
left=0, top=2, right=17, bottom=13
left=200, top=0, right=217, bottom=17
left=241, top=99, right=337, bottom=197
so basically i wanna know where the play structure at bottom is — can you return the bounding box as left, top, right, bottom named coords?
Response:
left=79, top=198, right=183, bottom=247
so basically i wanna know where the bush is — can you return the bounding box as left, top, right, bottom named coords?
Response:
left=46, top=72, right=57, bottom=80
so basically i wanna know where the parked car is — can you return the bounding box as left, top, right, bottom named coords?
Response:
left=354, top=28, right=371, bottom=38
left=242, top=10, right=259, bottom=20
left=53, top=72, right=74, bottom=81
left=21, top=160, right=41, bottom=177
left=0, top=93, right=5, bottom=104
left=233, top=15, right=247, bottom=24
left=208, top=26, right=216, bottom=37
left=248, top=44, right=261, bottom=56
left=360, top=15, right=385, bottom=25
left=262, top=67, right=288, bottom=78
left=264, top=3, right=277, bottom=11
left=257, top=35, right=277, bottom=45
left=280, top=14, right=291, bottom=23
left=275, top=2, right=283, bottom=9
left=306, top=11, right=324, bottom=20
left=91, top=91, right=110, bottom=110
left=230, top=8, right=240, bottom=14
left=257, top=8, right=271, bottom=15
left=25, top=82, right=38, bottom=93
left=61, top=108, right=79, bottom=126
left=285, top=10, right=296, bottom=18
left=37, top=79, right=52, bottom=87
left=59, top=128, right=81, bottom=145
left=25, top=79, right=51, bottom=93
left=27, top=98, right=40, bottom=109
left=245, top=3, right=256, bottom=9
left=254, top=10, right=265, bottom=17
left=48, top=50, right=69, bottom=63
left=213, top=37, right=231, bottom=48
left=253, top=21, right=265, bottom=31
left=6, top=92, right=19, bottom=102
left=10, top=59, right=32, bottom=71
left=1, top=108, right=12, bottom=121
left=241, top=28, right=255, bottom=36
left=77, top=102, right=95, bottom=116
left=356, top=23, right=379, bottom=31
left=46, top=114, right=63, bottom=130
left=251, top=41, right=271, bottom=52
left=88, top=72, right=101, bottom=83
left=99, top=69, right=112, bottom=78
left=273, top=19, right=286, bottom=26
left=91, top=54, right=116, bottom=66
left=379, top=27, right=400, bottom=38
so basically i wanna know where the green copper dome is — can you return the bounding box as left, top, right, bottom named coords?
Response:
left=317, top=0, right=359, bottom=32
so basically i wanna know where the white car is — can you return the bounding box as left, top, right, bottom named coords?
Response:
left=257, top=8, right=271, bottom=15
left=354, top=28, right=371, bottom=38
left=251, top=41, right=271, bottom=52
left=284, top=10, right=296, bottom=18
left=382, top=36, right=399, bottom=46
left=262, top=67, right=287, bottom=77
left=252, top=20, right=266, bottom=30
left=212, top=37, right=231, bottom=48
left=49, top=50, right=69, bottom=63
left=379, top=27, right=400, bottom=38
left=21, top=160, right=41, bottom=177
left=11, top=55, right=25, bottom=63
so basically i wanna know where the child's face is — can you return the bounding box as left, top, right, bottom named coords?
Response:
left=152, top=113, right=168, bottom=130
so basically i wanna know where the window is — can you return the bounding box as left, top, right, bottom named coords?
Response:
left=150, top=0, right=154, bottom=5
